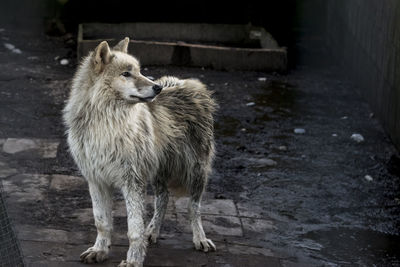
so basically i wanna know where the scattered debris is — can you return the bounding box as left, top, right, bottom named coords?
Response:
left=4, top=43, right=22, bottom=54
left=258, top=77, right=267, bottom=82
left=369, top=113, right=374, bottom=118
left=4, top=43, right=14, bottom=50
left=60, top=59, right=69, bottom=65
left=241, top=128, right=247, bottom=132
left=350, top=133, right=364, bottom=143
left=0, top=28, right=5, bottom=32
left=341, top=116, right=348, bottom=120
left=278, top=145, right=287, bottom=151
left=27, top=56, right=39, bottom=60
left=364, top=175, right=373, bottom=181
left=294, top=128, right=306, bottom=134
left=246, top=102, right=255, bottom=107
left=12, top=48, right=22, bottom=54
left=332, top=133, right=338, bottom=137
left=248, top=157, right=277, bottom=167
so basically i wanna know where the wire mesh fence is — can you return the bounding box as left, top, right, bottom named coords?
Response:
left=0, top=181, right=24, bottom=267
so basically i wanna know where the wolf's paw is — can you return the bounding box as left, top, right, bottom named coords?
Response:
left=145, top=224, right=159, bottom=244
left=193, top=238, right=216, bottom=252
left=80, top=247, right=108, bottom=263
left=118, top=260, right=143, bottom=267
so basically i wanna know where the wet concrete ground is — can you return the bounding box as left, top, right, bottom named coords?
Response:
left=1, top=28, right=400, bottom=266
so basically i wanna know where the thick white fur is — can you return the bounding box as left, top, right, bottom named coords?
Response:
left=63, top=38, right=217, bottom=267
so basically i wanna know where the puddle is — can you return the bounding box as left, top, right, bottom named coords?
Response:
left=253, top=80, right=296, bottom=111
left=303, top=228, right=400, bottom=265
left=215, top=115, right=241, bottom=137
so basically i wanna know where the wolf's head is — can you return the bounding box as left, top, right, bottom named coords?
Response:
left=89, top=37, right=163, bottom=103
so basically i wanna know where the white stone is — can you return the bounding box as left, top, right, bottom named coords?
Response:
left=294, top=128, right=306, bottom=134
left=12, top=48, right=22, bottom=54
left=60, top=59, right=69, bottom=65
left=364, top=175, right=373, bottom=181
left=350, top=133, right=364, bottom=143
left=246, top=102, right=255, bottom=107
left=258, top=77, right=267, bottom=82
left=4, top=43, right=15, bottom=50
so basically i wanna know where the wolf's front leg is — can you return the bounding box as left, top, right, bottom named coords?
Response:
left=80, top=181, right=113, bottom=263
left=118, top=183, right=147, bottom=267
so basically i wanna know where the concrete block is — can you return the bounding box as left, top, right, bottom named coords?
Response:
left=78, top=23, right=287, bottom=72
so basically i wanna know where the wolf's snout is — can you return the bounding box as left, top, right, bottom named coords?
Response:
left=152, top=84, right=163, bottom=94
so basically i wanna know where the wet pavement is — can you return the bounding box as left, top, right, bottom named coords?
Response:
left=1, top=27, right=400, bottom=266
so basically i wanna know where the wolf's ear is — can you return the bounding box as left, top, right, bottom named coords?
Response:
left=113, top=37, right=130, bottom=53
left=93, top=41, right=112, bottom=72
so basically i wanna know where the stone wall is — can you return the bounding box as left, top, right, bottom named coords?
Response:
left=325, top=0, right=400, bottom=149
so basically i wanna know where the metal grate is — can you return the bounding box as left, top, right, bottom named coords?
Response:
left=0, top=181, right=24, bottom=267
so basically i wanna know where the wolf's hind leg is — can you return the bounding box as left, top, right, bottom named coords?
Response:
left=80, top=181, right=113, bottom=263
left=146, top=181, right=169, bottom=243
left=189, top=195, right=216, bottom=252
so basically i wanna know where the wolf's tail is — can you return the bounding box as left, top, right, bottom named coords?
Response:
left=155, top=76, right=183, bottom=88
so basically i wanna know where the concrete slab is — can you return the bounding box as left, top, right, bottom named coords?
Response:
left=175, top=197, right=238, bottom=216
left=0, top=160, right=17, bottom=178
left=2, top=173, right=50, bottom=202
left=2, top=138, right=59, bottom=158
left=49, top=174, right=86, bottom=191
left=227, top=243, right=275, bottom=257
left=241, top=217, right=277, bottom=233
left=177, top=213, right=243, bottom=237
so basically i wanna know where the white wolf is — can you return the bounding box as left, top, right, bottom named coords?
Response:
left=63, top=37, right=217, bottom=267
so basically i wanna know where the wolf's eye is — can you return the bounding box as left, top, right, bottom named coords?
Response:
left=121, top=72, right=131, bottom=77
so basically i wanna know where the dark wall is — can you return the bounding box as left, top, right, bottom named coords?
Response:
left=324, top=1, right=400, bottom=149
left=60, top=0, right=296, bottom=47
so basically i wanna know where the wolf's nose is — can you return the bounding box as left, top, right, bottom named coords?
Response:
left=153, top=84, right=163, bottom=94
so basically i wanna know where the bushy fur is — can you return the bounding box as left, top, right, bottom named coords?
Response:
left=63, top=38, right=217, bottom=267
